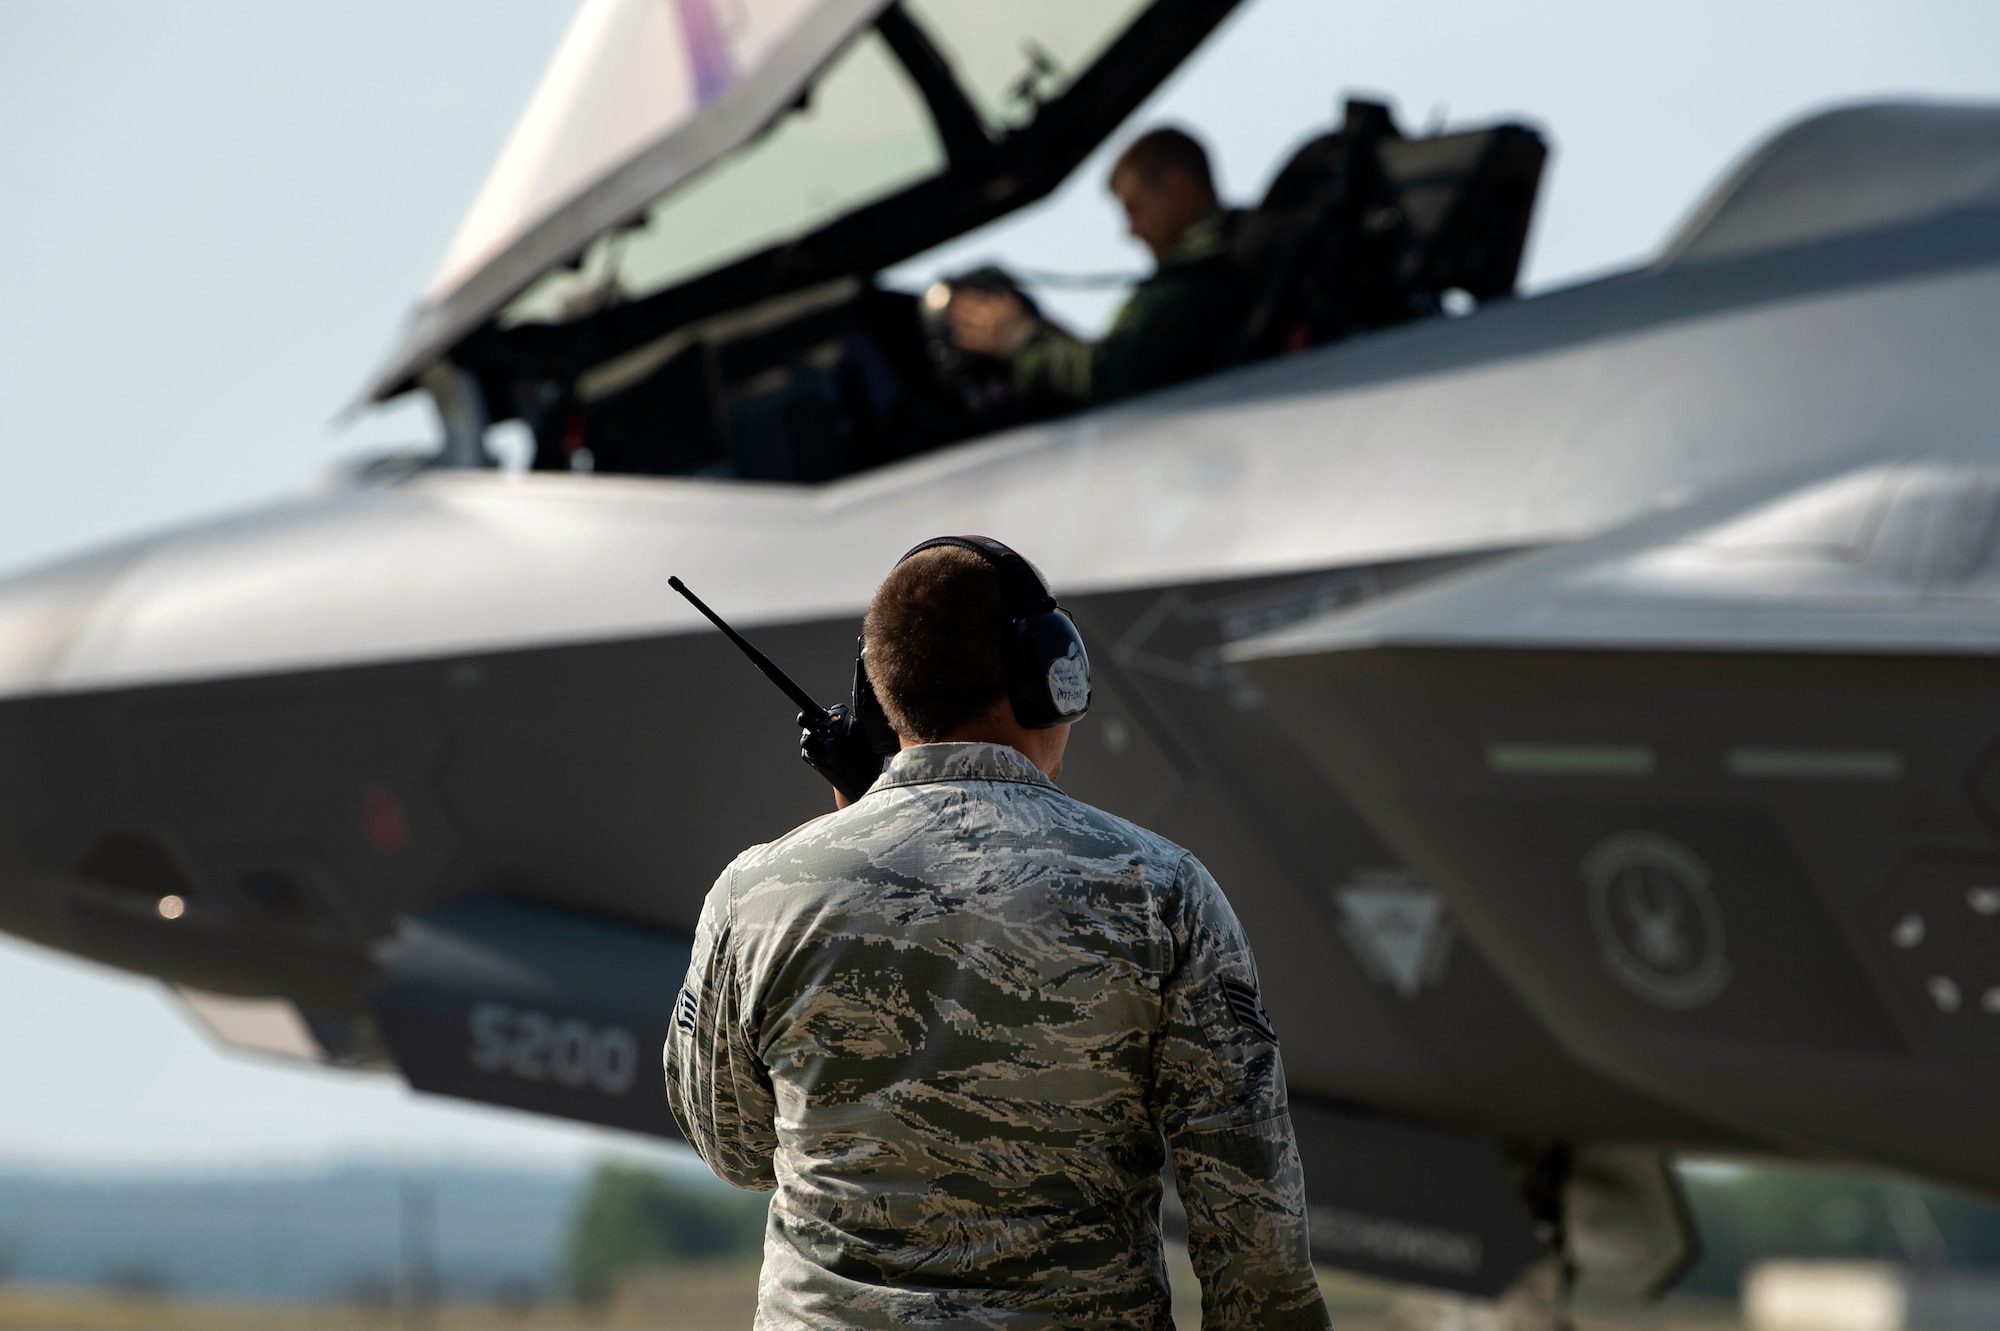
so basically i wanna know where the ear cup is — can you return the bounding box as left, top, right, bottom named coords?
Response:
left=891, top=535, right=1092, bottom=730
left=849, top=643, right=901, bottom=756
left=1006, top=609, right=1092, bottom=728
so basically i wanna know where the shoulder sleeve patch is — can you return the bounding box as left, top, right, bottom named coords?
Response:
left=1218, top=975, right=1278, bottom=1042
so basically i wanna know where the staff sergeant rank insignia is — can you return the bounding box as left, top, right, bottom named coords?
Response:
left=1220, top=974, right=1279, bottom=1042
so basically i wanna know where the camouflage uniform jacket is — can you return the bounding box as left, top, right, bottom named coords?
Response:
left=1010, top=211, right=1250, bottom=406
left=665, top=742, right=1329, bottom=1331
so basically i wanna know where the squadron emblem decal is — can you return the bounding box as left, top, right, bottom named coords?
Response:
left=1583, top=832, right=1731, bottom=1009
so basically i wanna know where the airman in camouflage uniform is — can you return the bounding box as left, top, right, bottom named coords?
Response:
left=665, top=739, right=1329, bottom=1329
left=947, top=127, right=1250, bottom=410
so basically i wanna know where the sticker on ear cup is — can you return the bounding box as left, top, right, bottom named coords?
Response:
left=1048, top=645, right=1090, bottom=715
left=1219, top=975, right=1278, bottom=1042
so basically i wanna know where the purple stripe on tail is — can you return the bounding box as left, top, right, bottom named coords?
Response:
left=673, top=0, right=736, bottom=104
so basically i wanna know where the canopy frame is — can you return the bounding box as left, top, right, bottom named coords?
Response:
left=363, top=0, right=1244, bottom=410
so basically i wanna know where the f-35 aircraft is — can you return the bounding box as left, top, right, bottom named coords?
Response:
left=5, top=0, right=2000, bottom=1308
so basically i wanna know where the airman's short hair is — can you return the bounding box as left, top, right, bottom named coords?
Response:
left=1112, top=126, right=1217, bottom=202
left=863, top=547, right=1009, bottom=743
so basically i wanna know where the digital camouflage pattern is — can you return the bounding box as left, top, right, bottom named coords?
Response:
left=665, top=742, right=1329, bottom=1331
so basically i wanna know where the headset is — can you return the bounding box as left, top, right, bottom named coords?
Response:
left=670, top=536, right=1090, bottom=802
left=874, top=535, right=1093, bottom=731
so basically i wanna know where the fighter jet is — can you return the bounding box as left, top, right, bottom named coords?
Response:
left=4, top=0, right=1999, bottom=1308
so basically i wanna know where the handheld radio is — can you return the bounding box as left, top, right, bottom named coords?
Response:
left=668, top=576, right=890, bottom=802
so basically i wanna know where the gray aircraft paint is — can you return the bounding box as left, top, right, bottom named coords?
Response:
left=3, top=104, right=1999, bottom=700
left=4, top=101, right=2000, bottom=1293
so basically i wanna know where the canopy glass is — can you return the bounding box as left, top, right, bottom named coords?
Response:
left=501, top=1, right=1153, bottom=328
left=506, top=27, right=941, bottom=325
left=359, top=0, right=1236, bottom=404
left=903, top=0, right=1152, bottom=131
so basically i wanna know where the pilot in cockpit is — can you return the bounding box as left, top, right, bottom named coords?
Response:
left=945, top=127, right=1250, bottom=408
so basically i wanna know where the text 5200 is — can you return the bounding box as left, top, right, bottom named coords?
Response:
left=467, top=1003, right=637, bottom=1095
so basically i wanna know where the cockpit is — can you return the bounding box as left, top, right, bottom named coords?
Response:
left=361, top=0, right=1547, bottom=485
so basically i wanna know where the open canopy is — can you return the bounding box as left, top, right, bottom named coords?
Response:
left=360, top=0, right=1243, bottom=405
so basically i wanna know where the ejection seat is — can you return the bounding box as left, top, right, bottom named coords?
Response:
left=1229, top=99, right=1548, bottom=362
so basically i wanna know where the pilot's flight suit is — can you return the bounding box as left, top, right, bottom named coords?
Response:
left=665, top=742, right=1329, bottom=1331
left=1010, top=210, right=1249, bottom=406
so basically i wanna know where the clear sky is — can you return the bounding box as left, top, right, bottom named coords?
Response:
left=2, top=0, right=1999, bottom=1170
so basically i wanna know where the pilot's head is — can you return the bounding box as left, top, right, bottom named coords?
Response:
left=1109, top=127, right=1220, bottom=261
left=862, top=543, right=1078, bottom=779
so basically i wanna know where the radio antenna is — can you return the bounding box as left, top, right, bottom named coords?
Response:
left=669, top=576, right=832, bottom=727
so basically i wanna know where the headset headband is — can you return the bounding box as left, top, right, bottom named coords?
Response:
left=888, top=534, right=1089, bottom=729
left=895, top=536, right=1059, bottom=616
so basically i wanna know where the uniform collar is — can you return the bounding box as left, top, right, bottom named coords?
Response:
left=874, top=742, right=1056, bottom=793
left=1159, top=209, right=1228, bottom=267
